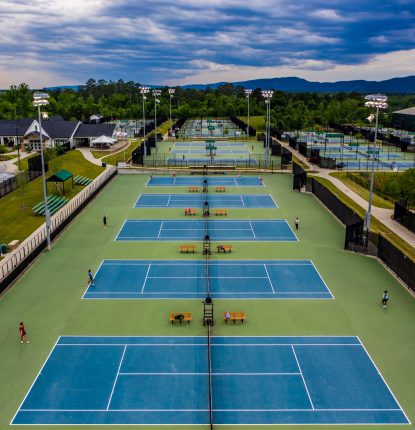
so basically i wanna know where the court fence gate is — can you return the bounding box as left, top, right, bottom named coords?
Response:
left=307, top=176, right=415, bottom=295
left=0, top=166, right=117, bottom=295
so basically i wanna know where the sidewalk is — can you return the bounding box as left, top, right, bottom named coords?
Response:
left=279, top=140, right=415, bottom=249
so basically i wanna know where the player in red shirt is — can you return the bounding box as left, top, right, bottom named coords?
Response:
left=19, top=322, right=29, bottom=344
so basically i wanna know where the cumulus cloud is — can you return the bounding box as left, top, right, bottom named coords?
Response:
left=0, top=0, right=413, bottom=87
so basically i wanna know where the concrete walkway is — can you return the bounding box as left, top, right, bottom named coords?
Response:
left=76, top=147, right=105, bottom=166
left=279, top=139, right=415, bottom=249
left=0, top=151, right=32, bottom=173
left=76, top=142, right=134, bottom=166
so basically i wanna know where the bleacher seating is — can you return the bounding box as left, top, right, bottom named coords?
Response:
left=32, top=195, right=69, bottom=216
left=74, top=175, right=93, bottom=186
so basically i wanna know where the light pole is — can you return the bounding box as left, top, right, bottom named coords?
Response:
left=244, top=89, right=252, bottom=141
left=33, top=92, right=51, bottom=251
left=262, top=90, right=273, bottom=168
left=168, top=88, right=175, bottom=137
left=363, top=94, right=388, bottom=239
left=152, top=89, right=161, bottom=165
left=139, top=86, right=150, bottom=165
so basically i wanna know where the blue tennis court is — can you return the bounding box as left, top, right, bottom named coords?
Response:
left=147, top=176, right=263, bottom=187
left=116, top=220, right=296, bottom=241
left=175, top=141, right=246, bottom=147
left=134, top=193, right=276, bottom=208
left=166, top=157, right=259, bottom=166
left=171, top=148, right=250, bottom=155
left=83, top=259, right=330, bottom=299
left=12, top=336, right=409, bottom=425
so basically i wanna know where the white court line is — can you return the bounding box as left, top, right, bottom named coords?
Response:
left=141, top=264, right=151, bottom=293
left=263, top=264, right=275, bottom=293
left=157, top=222, right=164, bottom=239
left=240, top=195, right=245, bottom=206
left=309, top=260, right=334, bottom=299
left=249, top=221, right=256, bottom=239
left=113, top=219, right=128, bottom=243
left=270, top=194, right=278, bottom=207
left=133, top=193, right=142, bottom=208
left=81, top=259, right=105, bottom=299
left=291, top=346, right=314, bottom=410
left=118, top=372, right=302, bottom=376
left=9, top=337, right=61, bottom=425
left=106, top=345, right=127, bottom=410
left=16, top=406, right=405, bottom=412
left=357, top=337, right=411, bottom=424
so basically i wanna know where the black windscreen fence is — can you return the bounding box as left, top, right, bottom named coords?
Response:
left=311, top=178, right=362, bottom=226
left=28, top=154, right=48, bottom=181
left=394, top=200, right=415, bottom=233
left=309, top=177, right=415, bottom=293
left=0, top=176, right=18, bottom=198
left=292, top=162, right=307, bottom=190
left=378, top=235, right=415, bottom=293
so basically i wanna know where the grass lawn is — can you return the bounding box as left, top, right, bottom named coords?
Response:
left=238, top=115, right=265, bottom=132
left=0, top=154, right=16, bottom=161
left=0, top=173, right=414, bottom=429
left=101, top=141, right=134, bottom=166
left=0, top=150, right=103, bottom=243
left=331, top=172, right=395, bottom=209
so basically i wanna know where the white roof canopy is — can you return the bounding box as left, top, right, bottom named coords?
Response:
left=91, top=135, right=116, bottom=144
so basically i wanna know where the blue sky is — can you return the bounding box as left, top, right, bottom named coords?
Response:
left=0, top=0, right=414, bottom=87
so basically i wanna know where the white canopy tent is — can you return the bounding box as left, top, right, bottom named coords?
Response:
left=90, top=135, right=116, bottom=148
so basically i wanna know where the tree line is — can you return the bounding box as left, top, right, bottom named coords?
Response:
left=1, top=80, right=415, bottom=131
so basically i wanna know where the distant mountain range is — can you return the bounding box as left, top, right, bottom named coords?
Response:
left=181, top=75, right=415, bottom=93
left=44, top=75, right=415, bottom=93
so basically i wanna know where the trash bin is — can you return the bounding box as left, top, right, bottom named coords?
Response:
left=0, top=244, right=8, bottom=254
left=102, top=162, right=107, bottom=167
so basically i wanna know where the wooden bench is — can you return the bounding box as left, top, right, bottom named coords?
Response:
left=188, top=186, right=199, bottom=192
left=8, top=239, right=20, bottom=251
left=184, top=209, right=197, bottom=216
left=217, top=245, right=232, bottom=253
left=170, top=312, right=193, bottom=324
left=215, top=209, right=227, bottom=216
left=215, top=186, right=226, bottom=192
left=180, top=244, right=196, bottom=253
left=224, top=312, right=246, bottom=324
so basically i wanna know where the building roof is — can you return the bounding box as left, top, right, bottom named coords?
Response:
left=0, top=118, right=34, bottom=136
left=41, top=120, right=79, bottom=139
left=393, top=107, right=415, bottom=116
left=74, top=123, right=116, bottom=138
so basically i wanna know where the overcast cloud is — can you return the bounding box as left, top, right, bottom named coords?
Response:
left=0, top=0, right=413, bottom=87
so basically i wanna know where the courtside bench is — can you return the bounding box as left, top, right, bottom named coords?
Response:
left=184, top=209, right=197, bottom=216
left=180, top=244, right=196, bottom=253
left=215, top=209, right=227, bottom=216
left=217, top=245, right=232, bottom=253
left=188, top=186, right=199, bottom=192
left=224, top=312, right=246, bottom=324
left=170, top=312, right=192, bottom=324
left=215, top=186, right=226, bottom=192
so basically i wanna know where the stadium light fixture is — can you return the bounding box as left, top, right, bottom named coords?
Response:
left=363, top=93, right=388, bottom=238
left=139, top=86, right=150, bottom=164
left=261, top=90, right=273, bottom=167
left=168, top=88, right=175, bottom=137
left=33, top=92, right=51, bottom=251
left=244, top=89, right=252, bottom=141
left=152, top=89, right=162, bottom=165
